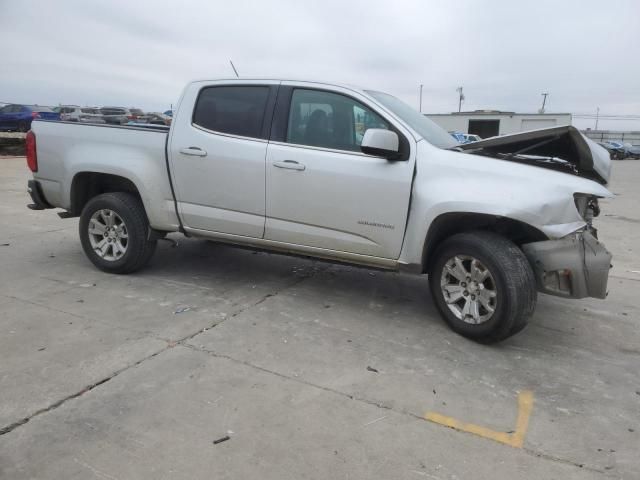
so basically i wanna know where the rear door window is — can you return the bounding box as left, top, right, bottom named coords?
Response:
left=192, top=86, right=270, bottom=139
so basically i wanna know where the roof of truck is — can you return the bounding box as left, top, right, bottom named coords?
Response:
left=189, top=78, right=367, bottom=92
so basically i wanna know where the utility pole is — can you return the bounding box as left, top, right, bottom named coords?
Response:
left=540, top=92, right=549, bottom=113
left=456, top=86, right=464, bottom=112
left=595, top=107, right=600, bottom=130
left=229, top=60, right=239, bottom=78
left=419, top=84, right=423, bottom=113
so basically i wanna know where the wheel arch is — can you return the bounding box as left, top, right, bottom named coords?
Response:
left=421, top=212, right=548, bottom=274
left=70, top=172, right=142, bottom=217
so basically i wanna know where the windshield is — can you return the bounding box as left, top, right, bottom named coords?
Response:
left=365, top=90, right=458, bottom=149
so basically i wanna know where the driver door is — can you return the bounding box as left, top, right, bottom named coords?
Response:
left=265, top=86, right=415, bottom=259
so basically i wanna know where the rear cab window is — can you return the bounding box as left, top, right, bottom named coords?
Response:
left=192, top=86, right=271, bottom=140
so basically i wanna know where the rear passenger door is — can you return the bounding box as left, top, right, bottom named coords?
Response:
left=168, top=82, right=278, bottom=238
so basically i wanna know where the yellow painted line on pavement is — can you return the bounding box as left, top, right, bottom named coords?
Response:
left=424, top=390, right=534, bottom=448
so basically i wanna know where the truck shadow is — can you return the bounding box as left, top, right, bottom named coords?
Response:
left=144, top=237, right=440, bottom=328
left=142, top=237, right=597, bottom=353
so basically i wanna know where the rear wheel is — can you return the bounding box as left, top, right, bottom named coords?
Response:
left=17, top=121, right=29, bottom=132
left=79, top=192, right=156, bottom=274
left=429, top=231, right=537, bottom=343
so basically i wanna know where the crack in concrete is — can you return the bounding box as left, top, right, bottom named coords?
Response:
left=0, top=293, right=164, bottom=340
left=179, top=342, right=613, bottom=477
left=1, top=261, right=614, bottom=476
left=0, top=346, right=170, bottom=436
left=0, top=262, right=327, bottom=437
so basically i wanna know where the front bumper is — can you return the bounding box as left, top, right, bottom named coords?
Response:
left=522, top=231, right=611, bottom=299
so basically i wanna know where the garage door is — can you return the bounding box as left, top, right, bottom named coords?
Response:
left=520, top=119, right=557, bottom=132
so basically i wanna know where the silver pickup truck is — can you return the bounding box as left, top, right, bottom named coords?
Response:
left=26, top=79, right=613, bottom=342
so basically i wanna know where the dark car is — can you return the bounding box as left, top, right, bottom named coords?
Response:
left=100, top=107, right=132, bottom=125
left=0, top=104, right=60, bottom=132
left=136, top=112, right=171, bottom=125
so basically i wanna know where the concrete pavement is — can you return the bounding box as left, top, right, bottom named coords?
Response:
left=1, top=156, right=638, bottom=479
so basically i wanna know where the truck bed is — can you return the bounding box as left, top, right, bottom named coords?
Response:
left=31, top=120, right=179, bottom=230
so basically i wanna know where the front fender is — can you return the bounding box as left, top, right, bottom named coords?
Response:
left=398, top=145, right=613, bottom=267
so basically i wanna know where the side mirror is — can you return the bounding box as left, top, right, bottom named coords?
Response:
left=360, top=129, right=400, bottom=159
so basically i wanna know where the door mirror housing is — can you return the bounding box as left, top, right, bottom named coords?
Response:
left=360, top=129, right=400, bottom=159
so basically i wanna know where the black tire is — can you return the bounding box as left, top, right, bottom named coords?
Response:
left=18, top=121, right=29, bottom=132
left=79, top=192, right=157, bottom=274
left=428, top=231, right=537, bottom=343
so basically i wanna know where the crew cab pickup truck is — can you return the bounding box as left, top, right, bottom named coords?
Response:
left=26, top=79, right=613, bottom=342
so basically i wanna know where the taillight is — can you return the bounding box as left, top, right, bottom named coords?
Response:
left=31, top=111, right=41, bottom=119
left=26, top=131, right=37, bottom=172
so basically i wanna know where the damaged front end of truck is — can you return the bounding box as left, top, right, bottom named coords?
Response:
left=458, top=126, right=613, bottom=299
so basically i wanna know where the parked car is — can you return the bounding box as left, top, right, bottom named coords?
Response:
left=59, top=106, right=105, bottom=124
left=99, top=107, right=132, bottom=125
left=0, top=104, right=60, bottom=132
left=597, top=142, right=624, bottom=160
left=463, top=133, right=482, bottom=143
left=606, top=141, right=630, bottom=159
left=137, top=112, right=172, bottom=125
left=449, top=131, right=467, bottom=143
left=26, top=79, right=613, bottom=343
left=622, top=143, right=640, bottom=159
left=129, top=108, right=145, bottom=120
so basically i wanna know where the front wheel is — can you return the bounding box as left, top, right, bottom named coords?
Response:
left=79, top=192, right=157, bottom=274
left=429, top=231, right=537, bottom=343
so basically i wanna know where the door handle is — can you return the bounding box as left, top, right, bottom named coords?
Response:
left=179, top=146, right=207, bottom=157
left=273, top=160, right=305, bottom=171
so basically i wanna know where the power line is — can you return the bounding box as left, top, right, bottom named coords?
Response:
left=574, top=116, right=640, bottom=121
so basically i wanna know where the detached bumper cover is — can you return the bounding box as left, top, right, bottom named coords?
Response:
left=522, top=231, right=611, bottom=299
left=27, top=180, right=53, bottom=210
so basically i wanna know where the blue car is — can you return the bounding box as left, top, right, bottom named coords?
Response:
left=449, top=131, right=467, bottom=143
left=0, top=104, right=61, bottom=132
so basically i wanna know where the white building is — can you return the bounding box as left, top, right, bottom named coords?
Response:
left=426, top=110, right=572, bottom=139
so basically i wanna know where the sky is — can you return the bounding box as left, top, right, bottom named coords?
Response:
left=1, top=0, right=639, bottom=130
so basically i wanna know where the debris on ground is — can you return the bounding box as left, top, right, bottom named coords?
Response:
left=174, top=306, right=192, bottom=314
left=366, top=366, right=379, bottom=373
left=362, top=416, right=387, bottom=427
left=212, top=435, right=231, bottom=445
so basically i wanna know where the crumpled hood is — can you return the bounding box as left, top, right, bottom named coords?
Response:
left=458, top=125, right=611, bottom=184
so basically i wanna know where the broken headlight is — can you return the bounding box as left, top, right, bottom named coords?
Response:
left=574, top=193, right=601, bottom=226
